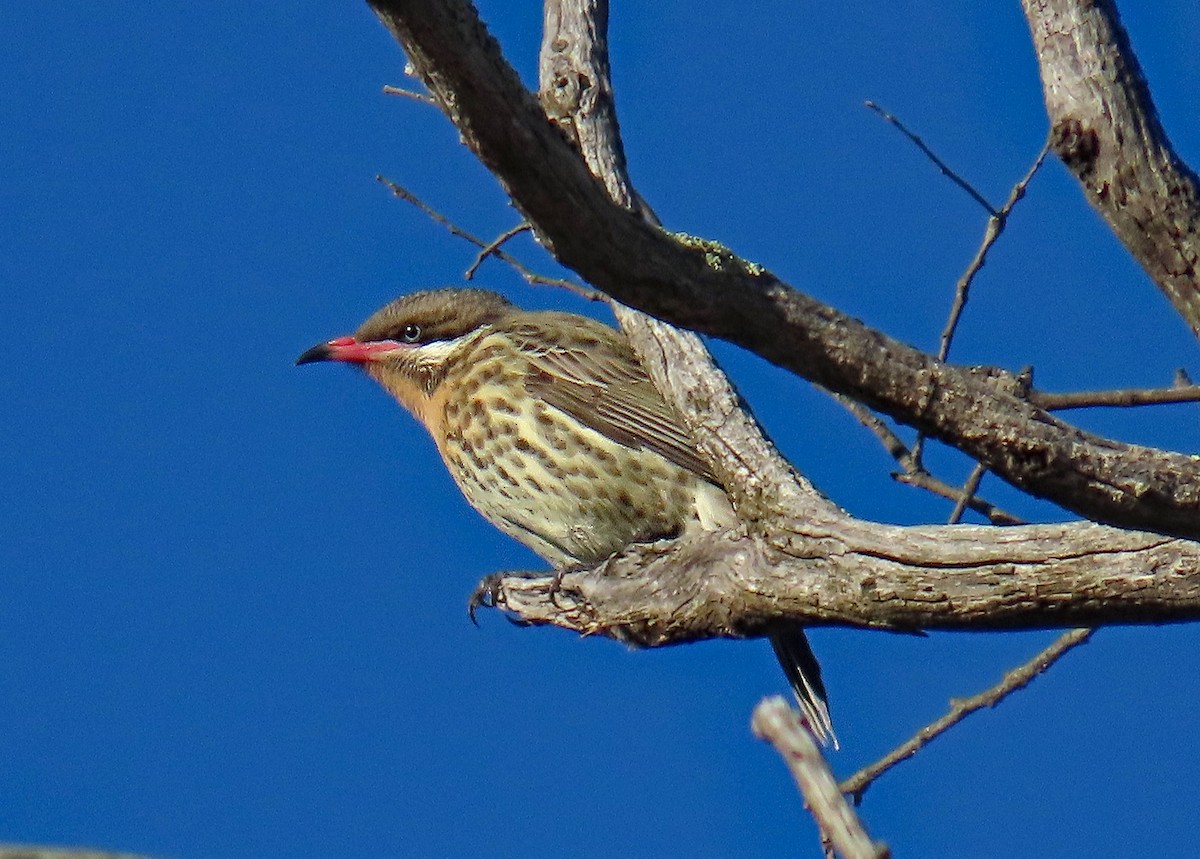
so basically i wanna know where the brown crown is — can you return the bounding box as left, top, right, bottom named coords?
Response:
left=354, top=288, right=515, bottom=345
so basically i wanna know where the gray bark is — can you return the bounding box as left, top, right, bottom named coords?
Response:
left=1023, top=0, right=1200, bottom=336
left=488, top=522, right=1196, bottom=641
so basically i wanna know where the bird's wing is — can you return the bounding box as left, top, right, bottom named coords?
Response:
left=505, top=314, right=718, bottom=482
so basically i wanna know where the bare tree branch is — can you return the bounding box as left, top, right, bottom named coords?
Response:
left=0, top=849, right=156, bottom=859
left=865, top=101, right=996, bottom=216
left=533, top=0, right=827, bottom=524
left=478, top=525, right=1198, bottom=640
left=376, top=175, right=596, bottom=298
left=832, top=393, right=1023, bottom=524
left=938, top=143, right=1050, bottom=362
left=1022, top=0, right=1200, bottom=336
left=946, top=462, right=989, bottom=525
left=866, top=109, right=1047, bottom=467
left=531, top=13, right=1101, bottom=806
left=367, top=0, right=1200, bottom=538
left=893, top=469, right=1024, bottom=525
left=838, top=629, right=1094, bottom=803
left=752, top=698, right=889, bottom=859
left=1033, top=383, right=1200, bottom=411
left=464, top=222, right=531, bottom=280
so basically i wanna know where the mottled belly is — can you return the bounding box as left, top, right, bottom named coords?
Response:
left=440, top=377, right=725, bottom=566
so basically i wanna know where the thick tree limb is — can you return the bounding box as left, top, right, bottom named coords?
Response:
left=1022, top=0, right=1200, bottom=337
left=367, top=0, right=1200, bottom=537
left=480, top=525, right=1198, bottom=640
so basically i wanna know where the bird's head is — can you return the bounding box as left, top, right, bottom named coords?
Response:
left=296, top=287, right=515, bottom=418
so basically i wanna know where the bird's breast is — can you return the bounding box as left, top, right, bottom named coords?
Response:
left=432, top=336, right=733, bottom=565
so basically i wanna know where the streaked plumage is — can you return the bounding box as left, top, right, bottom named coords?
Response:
left=298, top=288, right=835, bottom=746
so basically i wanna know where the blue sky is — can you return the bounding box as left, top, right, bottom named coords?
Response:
left=3, top=2, right=1198, bottom=857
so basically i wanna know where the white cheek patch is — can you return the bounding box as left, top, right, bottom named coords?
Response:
left=411, top=338, right=462, bottom=365
left=408, top=325, right=495, bottom=372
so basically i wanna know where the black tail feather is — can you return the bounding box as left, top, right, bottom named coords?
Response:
left=770, top=631, right=837, bottom=749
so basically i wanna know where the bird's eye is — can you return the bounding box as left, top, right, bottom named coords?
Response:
left=400, top=323, right=422, bottom=343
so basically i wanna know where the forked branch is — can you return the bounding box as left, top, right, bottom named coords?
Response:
left=369, top=0, right=1200, bottom=538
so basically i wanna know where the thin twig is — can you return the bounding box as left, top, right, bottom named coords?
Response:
left=865, top=101, right=996, bottom=215
left=868, top=107, right=1048, bottom=454
left=946, top=461, right=988, bottom=525
left=376, top=175, right=599, bottom=299
left=832, top=393, right=1023, bottom=526
left=832, top=393, right=915, bottom=469
left=938, top=142, right=1050, bottom=361
left=909, top=435, right=928, bottom=471
left=909, top=142, right=1048, bottom=465
left=377, top=174, right=478, bottom=241
left=752, top=698, right=890, bottom=859
left=465, top=222, right=532, bottom=280
left=893, top=471, right=1024, bottom=526
left=1032, top=383, right=1200, bottom=411
left=382, top=84, right=437, bottom=105
left=839, top=628, right=1094, bottom=804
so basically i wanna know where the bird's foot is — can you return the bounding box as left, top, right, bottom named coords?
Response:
left=469, top=566, right=585, bottom=626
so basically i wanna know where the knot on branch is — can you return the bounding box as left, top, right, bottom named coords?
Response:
left=541, top=66, right=593, bottom=118
left=1051, top=117, right=1101, bottom=173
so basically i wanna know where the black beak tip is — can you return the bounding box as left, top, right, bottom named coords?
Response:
left=295, top=343, right=332, bottom=366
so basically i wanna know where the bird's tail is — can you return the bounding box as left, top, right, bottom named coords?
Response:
left=770, top=631, right=837, bottom=749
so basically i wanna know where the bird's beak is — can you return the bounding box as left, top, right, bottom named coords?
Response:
left=296, top=336, right=406, bottom=366
left=295, top=339, right=336, bottom=365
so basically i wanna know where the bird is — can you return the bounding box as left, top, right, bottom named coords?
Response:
left=297, top=287, right=835, bottom=746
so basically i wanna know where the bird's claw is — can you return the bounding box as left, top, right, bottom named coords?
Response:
left=547, top=568, right=567, bottom=607
left=546, top=562, right=588, bottom=608
left=468, top=573, right=506, bottom=625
